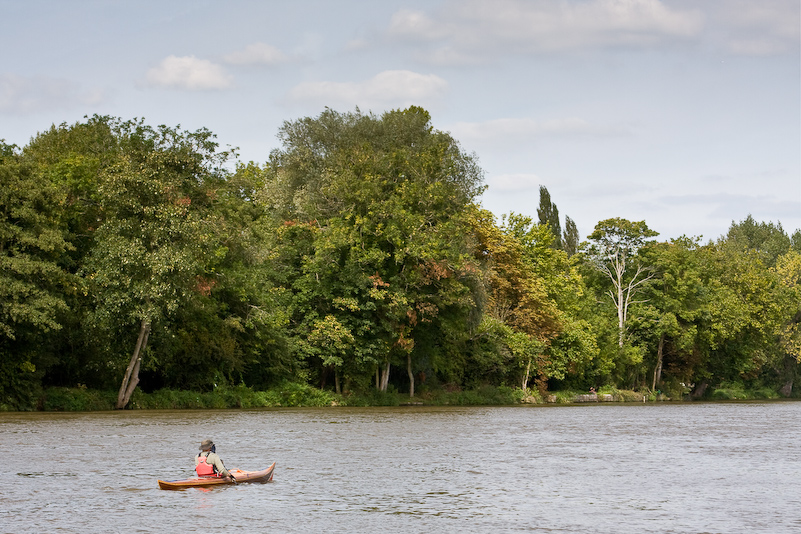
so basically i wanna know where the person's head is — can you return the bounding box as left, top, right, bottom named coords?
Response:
left=199, top=439, right=215, bottom=452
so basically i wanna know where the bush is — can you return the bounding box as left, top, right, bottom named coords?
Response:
left=40, top=387, right=116, bottom=411
left=412, top=385, right=527, bottom=406
left=615, top=389, right=645, bottom=402
left=553, top=390, right=581, bottom=403
left=711, top=381, right=749, bottom=400
left=260, top=381, right=339, bottom=407
left=25, top=384, right=543, bottom=411
left=711, top=382, right=779, bottom=401
left=342, top=388, right=402, bottom=407
left=752, top=387, right=779, bottom=400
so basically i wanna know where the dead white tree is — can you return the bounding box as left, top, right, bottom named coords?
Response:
left=586, top=218, right=658, bottom=347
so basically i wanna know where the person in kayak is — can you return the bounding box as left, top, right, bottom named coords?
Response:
left=196, top=439, right=236, bottom=483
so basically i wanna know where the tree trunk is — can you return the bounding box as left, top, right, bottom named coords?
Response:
left=522, top=358, right=532, bottom=390
left=407, top=352, right=414, bottom=398
left=379, top=360, right=391, bottom=391
left=618, top=283, right=625, bottom=347
left=691, top=381, right=708, bottom=399
left=652, top=333, right=664, bottom=391
left=116, top=320, right=150, bottom=409
left=780, top=354, right=794, bottom=397
left=334, top=367, right=341, bottom=395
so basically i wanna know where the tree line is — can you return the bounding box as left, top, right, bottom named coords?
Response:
left=1, top=108, right=799, bottom=409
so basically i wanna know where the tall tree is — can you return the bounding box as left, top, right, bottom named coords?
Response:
left=563, top=216, right=579, bottom=257
left=537, top=186, right=561, bottom=249
left=585, top=218, right=659, bottom=348
left=80, top=119, right=233, bottom=408
left=20, top=116, right=124, bottom=391
left=725, top=215, right=791, bottom=267
left=471, top=209, right=563, bottom=390
left=502, top=213, right=596, bottom=387
left=637, top=237, right=708, bottom=391
left=263, top=107, right=484, bottom=396
left=0, top=143, right=73, bottom=407
left=773, top=250, right=801, bottom=395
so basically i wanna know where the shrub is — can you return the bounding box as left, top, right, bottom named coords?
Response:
left=615, top=389, right=645, bottom=402
left=711, top=381, right=749, bottom=400
left=40, top=388, right=116, bottom=411
left=261, top=381, right=339, bottom=407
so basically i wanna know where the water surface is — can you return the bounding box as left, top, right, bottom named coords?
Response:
left=2, top=402, right=799, bottom=533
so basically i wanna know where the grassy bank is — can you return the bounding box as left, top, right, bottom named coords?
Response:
left=2, top=382, right=791, bottom=412
left=28, top=383, right=533, bottom=411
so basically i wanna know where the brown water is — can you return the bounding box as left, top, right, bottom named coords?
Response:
left=1, top=402, right=799, bottom=533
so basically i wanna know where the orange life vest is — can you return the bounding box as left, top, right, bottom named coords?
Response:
left=196, top=453, right=216, bottom=476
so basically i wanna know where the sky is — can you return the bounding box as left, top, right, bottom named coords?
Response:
left=2, top=0, right=799, bottom=242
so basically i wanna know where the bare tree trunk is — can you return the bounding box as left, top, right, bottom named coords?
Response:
left=407, top=352, right=414, bottom=398
left=379, top=360, right=391, bottom=391
left=618, top=283, right=626, bottom=347
left=334, top=367, right=341, bottom=395
left=116, top=320, right=150, bottom=409
left=652, top=333, right=664, bottom=391
left=522, top=358, right=531, bottom=390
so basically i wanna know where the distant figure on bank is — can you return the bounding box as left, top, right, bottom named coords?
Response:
left=196, top=439, right=236, bottom=483
left=589, top=387, right=596, bottom=394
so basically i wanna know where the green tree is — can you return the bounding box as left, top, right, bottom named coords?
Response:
left=19, top=116, right=126, bottom=391
left=470, top=209, right=563, bottom=390
left=263, top=107, right=484, bottom=396
left=563, top=216, right=579, bottom=257
left=501, top=212, right=595, bottom=389
left=537, top=186, right=561, bottom=249
left=0, top=143, right=73, bottom=407
left=725, top=215, right=791, bottom=267
left=791, top=229, right=801, bottom=253
left=637, top=237, right=708, bottom=391
left=773, top=250, right=801, bottom=395
left=685, top=220, right=800, bottom=396
left=80, top=119, right=233, bottom=408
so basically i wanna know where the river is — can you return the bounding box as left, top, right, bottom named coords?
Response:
left=1, top=402, right=799, bottom=533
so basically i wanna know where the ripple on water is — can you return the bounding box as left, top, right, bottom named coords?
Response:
left=1, top=403, right=800, bottom=533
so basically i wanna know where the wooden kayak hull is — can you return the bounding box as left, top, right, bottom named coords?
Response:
left=158, top=462, right=275, bottom=490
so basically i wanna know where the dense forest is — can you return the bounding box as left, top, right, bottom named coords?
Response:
left=2, top=108, right=800, bottom=410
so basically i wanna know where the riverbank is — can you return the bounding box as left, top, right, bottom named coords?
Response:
left=2, top=381, right=791, bottom=411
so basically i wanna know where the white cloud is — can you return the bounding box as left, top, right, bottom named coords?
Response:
left=0, top=74, right=104, bottom=115
left=710, top=0, right=800, bottom=55
left=388, top=9, right=445, bottom=41
left=387, top=0, right=705, bottom=61
left=223, top=43, right=287, bottom=65
left=449, top=117, right=630, bottom=147
left=145, top=55, right=232, bottom=90
left=287, top=70, right=448, bottom=108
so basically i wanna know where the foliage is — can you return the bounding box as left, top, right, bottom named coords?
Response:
left=40, top=387, right=117, bottom=411
left=1, top=112, right=799, bottom=409
left=0, top=143, right=73, bottom=409
left=537, top=185, right=562, bottom=249
left=263, top=107, right=485, bottom=394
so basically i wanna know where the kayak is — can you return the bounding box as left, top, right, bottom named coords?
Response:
left=157, top=462, right=275, bottom=490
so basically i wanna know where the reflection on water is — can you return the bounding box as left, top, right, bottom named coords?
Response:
left=1, top=403, right=800, bottom=533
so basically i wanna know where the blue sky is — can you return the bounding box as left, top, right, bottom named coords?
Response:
left=2, top=0, right=799, bottom=241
